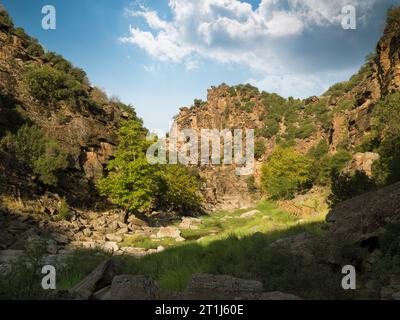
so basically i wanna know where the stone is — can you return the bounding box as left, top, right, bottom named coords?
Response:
left=51, top=232, right=69, bottom=244
left=103, top=241, right=119, bottom=253
left=381, top=286, right=400, bottom=300
left=157, top=227, right=181, bottom=239
left=179, top=217, right=202, bottom=230
left=184, top=274, right=263, bottom=300
left=70, top=260, right=120, bottom=300
left=105, top=275, right=160, bottom=300
left=105, top=234, right=123, bottom=243
left=157, top=246, right=165, bottom=252
left=116, top=228, right=129, bottom=236
left=240, top=210, right=260, bottom=219
left=327, top=182, right=400, bottom=245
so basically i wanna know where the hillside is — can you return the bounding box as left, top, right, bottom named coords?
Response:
left=174, top=8, right=400, bottom=209
left=0, top=6, right=400, bottom=300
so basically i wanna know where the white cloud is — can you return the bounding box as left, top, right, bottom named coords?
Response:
left=120, top=0, right=378, bottom=97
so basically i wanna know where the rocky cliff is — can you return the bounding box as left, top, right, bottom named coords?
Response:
left=0, top=14, right=134, bottom=207
left=173, top=10, right=400, bottom=209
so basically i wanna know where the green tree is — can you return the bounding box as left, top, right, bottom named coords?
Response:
left=97, top=119, right=157, bottom=213
left=0, top=125, right=68, bottom=186
left=157, top=165, right=202, bottom=214
left=98, top=119, right=202, bottom=214
left=261, top=147, right=313, bottom=199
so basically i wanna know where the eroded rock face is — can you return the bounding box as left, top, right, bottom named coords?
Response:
left=326, top=182, right=400, bottom=245
left=345, top=152, right=380, bottom=177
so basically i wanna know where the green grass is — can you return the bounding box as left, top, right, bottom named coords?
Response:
left=3, top=200, right=353, bottom=300
left=121, top=236, right=178, bottom=250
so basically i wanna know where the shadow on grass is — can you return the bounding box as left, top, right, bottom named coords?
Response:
left=52, top=221, right=361, bottom=300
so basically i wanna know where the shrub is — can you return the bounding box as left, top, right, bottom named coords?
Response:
left=363, top=93, right=400, bottom=184
left=157, top=165, right=202, bottom=214
left=0, top=125, right=68, bottom=186
left=295, top=121, right=317, bottom=139
left=0, top=9, right=13, bottom=28
left=254, top=140, right=266, bottom=159
left=261, top=147, right=313, bottom=199
left=246, top=176, right=258, bottom=193
left=24, top=64, right=86, bottom=104
left=328, top=170, right=377, bottom=207
left=387, top=7, right=400, bottom=26
left=43, top=52, right=87, bottom=83
left=308, top=140, right=329, bottom=160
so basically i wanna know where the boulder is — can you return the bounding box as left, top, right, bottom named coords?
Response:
left=105, top=275, right=160, bottom=300
left=103, top=242, right=119, bottom=253
left=105, top=234, right=123, bottom=243
left=70, top=259, right=120, bottom=300
left=327, top=182, right=400, bottom=245
left=184, top=274, right=263, bottom=300
left=51, top=232, right=69, bottom=244
left=157, top=227, right=182, bottom=239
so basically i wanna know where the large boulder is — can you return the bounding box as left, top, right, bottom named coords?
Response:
left=184, top=274, right=263, bottom=300
left=104, top=275, right=160, bottom=300
left=70, top=259, right=120, bottom=300
left=326, top=182, right=400, bottom=245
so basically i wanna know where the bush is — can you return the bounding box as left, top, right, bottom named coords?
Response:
left=24, top=64, right=86, bottom=104
left=261, top=147, right=313, bottom=199
left=328, top=170, right=377, bottom=207
left=0, top=9, right=13, bottom=28
left=157, top=165, right=202, bottom=214
left=361, top=93, right=400, bottom=184
left=387, top=7, right=400, bottom=26
left=43, top=52, right=87, bottom=83
left=254, top=140, right=266, bottom=159
left=0, top=125, right=68, bottom=186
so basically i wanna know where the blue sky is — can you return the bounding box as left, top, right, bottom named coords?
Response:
left=2, top=0, right=399, bottom=131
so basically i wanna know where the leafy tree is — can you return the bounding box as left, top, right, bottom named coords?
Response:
left=157, top=165, right=202, bottom=214
left=97, top=119, right=157, bottom=213
left=98, top=119, right=202, bottom=214
left=261, top=147, right=313, bottom=199
left=0, top=125, right=68, bottom=186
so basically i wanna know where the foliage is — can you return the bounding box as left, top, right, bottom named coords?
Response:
left=387, top=7, right=400, bottom=26
left=43, top=52, right=87, bottom=83
left=0, top=125, right=68, bottom=186
left=157, top=165, right=202, bottom=214
left=0, top=9, right=13, bottom=28
left=98, top=119, right=157, bottom=213
left=261, top=147, right=313, bottom=199
left=254, top=140, right=266, bottom=159
left=359, top=93, right=400, bottom=185
left=256, top=119, right=279, bottom=138
left=98, top=119, right=202, bottom=214
left=308, top=140, right=329, bottom=160
left=23, top=64, right=86, bottom=104
left=246, top=176, right=258, bottom=193
left=328, top=170, right=377, bottom=207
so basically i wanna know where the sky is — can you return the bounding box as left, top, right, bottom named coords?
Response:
left=2, top=0, right=399, bottom=131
